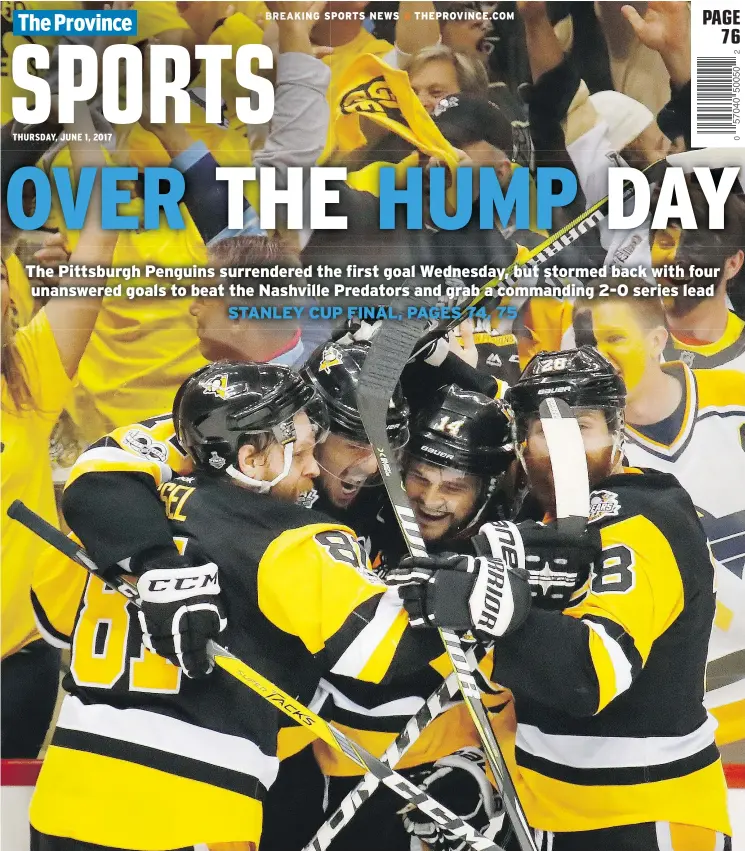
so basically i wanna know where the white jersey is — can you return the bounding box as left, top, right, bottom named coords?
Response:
left=623, top=362, right=745, bottom=744
left=665, top=311, right=745, bottom=375
left=565, top=121, right=653, bottom=272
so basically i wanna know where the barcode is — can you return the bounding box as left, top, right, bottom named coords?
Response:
left=692, top=0, right=743, bottom=145
left=696, top=57, right=737, bottom=134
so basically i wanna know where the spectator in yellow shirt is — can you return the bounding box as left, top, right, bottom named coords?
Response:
left=1, top=106, right=116, bottom=758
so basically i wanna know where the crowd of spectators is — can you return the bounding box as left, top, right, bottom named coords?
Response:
left=1, top=0, right=744, bottom=774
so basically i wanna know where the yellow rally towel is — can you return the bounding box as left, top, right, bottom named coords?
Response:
left=333, top=55, right=460, bottom=211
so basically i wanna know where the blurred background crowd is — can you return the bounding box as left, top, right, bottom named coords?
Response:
left=1, top=0, right=744, bottom=781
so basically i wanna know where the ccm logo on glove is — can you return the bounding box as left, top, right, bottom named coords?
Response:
left=139, top=566, right=220, bottom=601
left=134, top=550, right=227, bottom=679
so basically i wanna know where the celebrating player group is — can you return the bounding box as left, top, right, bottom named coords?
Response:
left=14, top=325, right=730, bottom=851
left=3, top=1, right=744, bottom=850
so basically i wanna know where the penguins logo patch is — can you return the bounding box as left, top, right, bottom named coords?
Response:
left=319, top=345, right=343, bottom=373
left=203, top=374, right=229, bottom=400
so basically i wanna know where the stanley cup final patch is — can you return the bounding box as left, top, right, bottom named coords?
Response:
left=587, top=490, right=621, bottom=524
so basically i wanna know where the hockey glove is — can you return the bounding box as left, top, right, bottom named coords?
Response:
left=399, top=747, right=506, bottom=851
left=387, top=552, right=531, bottom=640
left=475, top=520, right=600, bottom=611
left=134, top=546, right=227, bottom=678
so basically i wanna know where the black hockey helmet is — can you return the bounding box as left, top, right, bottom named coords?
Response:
left=507, top=347, right=626, bottom=419
left=301, top=340, right=410, bottom=448
left=406, top=385, right=513, bottom=537
left=506, top=347, right=627, bottom=459
left=174, top=361, right=329, bottom=488
left=408, top=384, right=513, bottom=476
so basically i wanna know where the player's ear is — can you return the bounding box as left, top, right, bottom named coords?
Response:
left=495, top=154, right=512, bottom=186
left=647, top=324, right=669, bottom=360
left=237, top=443, right=264, bottom=478
left=722, top=249, right=744, bottom=283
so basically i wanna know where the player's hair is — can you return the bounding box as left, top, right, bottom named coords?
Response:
left=573, top=294, right=667, bottom=333
left=207, top=236, right=301, bottom=311
left=0, top=260, right=33, bottom=413
left=407, top=45, right=490, bottom=99
left=208, top=234, right=299, bottom=273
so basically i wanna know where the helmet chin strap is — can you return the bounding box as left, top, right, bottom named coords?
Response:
left=226, top=440, right=294, bottom=494
left=610, top=427, right=626, bottom=470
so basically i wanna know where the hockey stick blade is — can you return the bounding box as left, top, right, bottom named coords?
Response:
left=7, top=501, right=505, bottom=851
left=538, top=398, right=590, bottom=535
left=357, top=322, right=538, bottom=851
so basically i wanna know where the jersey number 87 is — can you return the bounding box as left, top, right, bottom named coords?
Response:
left=70, top=542, right=185, bottom=695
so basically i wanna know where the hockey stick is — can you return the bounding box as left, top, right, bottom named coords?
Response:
left=538, top=398, right=590, bottom=535
left=303, top=670, right=462, bottom=851
left=304, top=641, right=497, bottom=851
left=7, top=500, right=507, bottom=851
left=409, top=156, right=669, bottom=361
left=356, top=318, right=538, bottom=851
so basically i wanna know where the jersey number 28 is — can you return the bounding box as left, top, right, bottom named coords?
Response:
left=591, top=544, right=636, bottom=595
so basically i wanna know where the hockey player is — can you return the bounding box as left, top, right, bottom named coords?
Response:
left=47, top=342, right=409, bottom=850
left=300, top=339, right=409, bottom=532
left=311, top=385, right=516, bottom=851
left=387, top=347, right=733, bottom=850
left=372, top=383, right=514, bottom=568
left=573, top=295, right=745, bottom=746
left=29, top=361, right=448, bottom=851
left=58, top=339, right=407, bottom=579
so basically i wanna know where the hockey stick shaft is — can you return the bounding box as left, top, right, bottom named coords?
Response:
left=409, top=157, right=668, bottom=361
left=357, top=319, right=538, bottom=851
left=303, top=670, right=462, bottom=851
left=306, top=643, right=495, bottom=849
left=7, top=500, right=505, bottom=851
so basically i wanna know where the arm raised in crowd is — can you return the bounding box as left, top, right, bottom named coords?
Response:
left=622, top=1, right=690, bottom=90
left=44, top=103, right=117, bottom=377
left=394, top=1, right=440, bottom=65
left=515, top=0, right=585, bottom=206
left=254, top=6, right=332, bottom=172
left=144, top=7, right=331, bottom=244
left=517, top=0, right=565, bottom=85
left=622, top=2, right=691, bottom=147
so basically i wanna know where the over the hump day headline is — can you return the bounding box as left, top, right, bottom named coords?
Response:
left=5, top=8, right=740, bottom=234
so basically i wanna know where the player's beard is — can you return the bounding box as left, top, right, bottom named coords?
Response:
left=664, top=291, right=712, bottom=319
left=524, top=446, right=615, bottom=516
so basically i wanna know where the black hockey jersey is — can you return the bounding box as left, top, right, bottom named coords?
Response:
left=664, top=311, right=745, bottom=373
left=485, top=469, right=731, bottom=834
left=30, top=476, right=443, bottom=850
left=313, top=500, right=512, bottom=777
